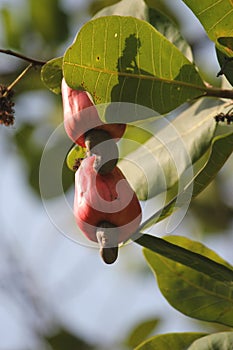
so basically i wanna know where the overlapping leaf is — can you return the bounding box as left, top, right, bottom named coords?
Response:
left=63, top=16, right=206, bottom=117
left=144, top=236, right=233, bottom=327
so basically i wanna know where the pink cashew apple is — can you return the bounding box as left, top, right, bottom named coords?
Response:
left=61, top=79, right=126, bottom=147
left=74, top=156, right=142, bottom=245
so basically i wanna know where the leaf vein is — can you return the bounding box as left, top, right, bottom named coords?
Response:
left=196, top=0, right=223, bottom=15
left=208, top=7, right=233, bottom=33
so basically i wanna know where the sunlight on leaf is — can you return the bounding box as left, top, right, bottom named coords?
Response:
left=63, top=16, right=206, bottom=116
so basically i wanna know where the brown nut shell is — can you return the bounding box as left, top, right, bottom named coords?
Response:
left=85, top=129, right=119, bottom=174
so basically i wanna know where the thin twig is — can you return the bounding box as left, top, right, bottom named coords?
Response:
left=0, top=48, right=46, bottom=66
left=3, top=64, right=33, bottom=96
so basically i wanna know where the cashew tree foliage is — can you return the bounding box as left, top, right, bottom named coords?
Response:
left=1, top=0, right=233, bottom=349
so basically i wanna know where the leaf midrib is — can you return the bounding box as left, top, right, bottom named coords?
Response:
left=63, top=61, right=206, bottom=92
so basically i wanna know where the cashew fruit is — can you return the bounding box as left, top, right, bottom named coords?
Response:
left=62, top=79, right=126, bottom=147
left=74, top=156, right=142, bottom=245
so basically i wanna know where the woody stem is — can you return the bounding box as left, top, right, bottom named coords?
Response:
left=0, top=48, right=46, bottom=66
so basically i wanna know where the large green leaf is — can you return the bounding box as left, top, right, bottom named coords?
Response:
left=118, top=98, right=223, bottom=200
left=63, top=16, right=206, bottom=116
left=135, top=332, right=206, bottom=350
left=182, top=0, right=233, bottom=55
left=143, top=236, right=233, bottom=327
left=188, top=332, right=233, bottom=350
left=93, top=0, right=191, bottom=62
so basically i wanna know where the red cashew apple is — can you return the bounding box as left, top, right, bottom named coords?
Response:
left=74, top=156, right=142, bottom=245
left=61, top=78, right=126, bottom=147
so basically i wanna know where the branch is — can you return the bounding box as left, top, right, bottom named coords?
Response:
left=204, top=86, right=233, bottom=100
left=0, top=49, right=46, bottom=66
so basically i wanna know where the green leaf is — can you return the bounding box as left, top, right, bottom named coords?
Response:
left=188, top=332, right=233, bottom=350
left=182, top=0, right=233, bottom=55
left=63, top=16, right=206, bottom=116
left=143, top=235, right=233, bottom=327
left=135, top=234, right=233, bottom=282
left=41, top=57, right=63, bottom=94
left=93, top=0, right=192, bottom=60
left=138, top=126, right=233, bottom=231
left=135, top=332, right=207, bottom=350
left=66, top=144, right=87, bottom=171
left=125, top=318, right=159, bottom=348
left=118, top=98, right=222, bottom=200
